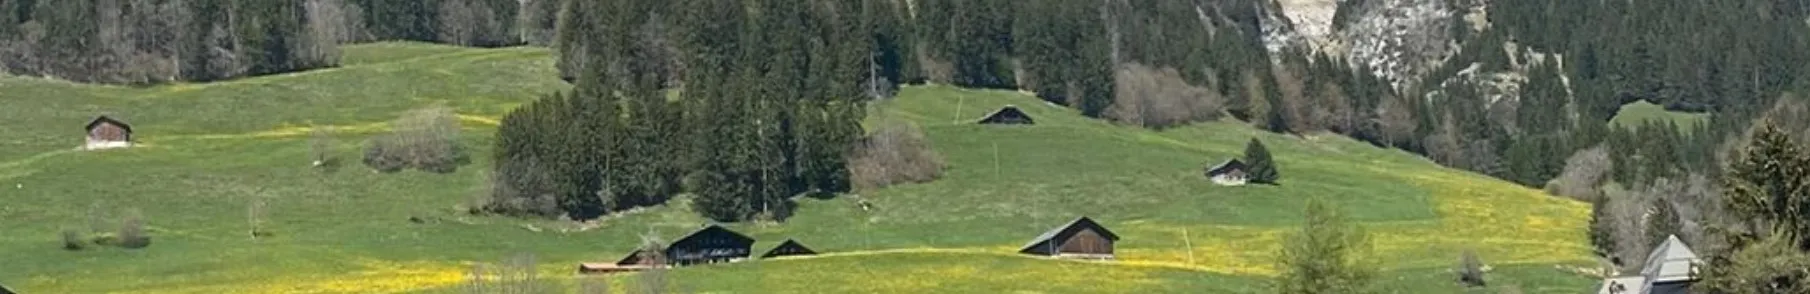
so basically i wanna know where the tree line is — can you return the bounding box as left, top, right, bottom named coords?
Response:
left=489, top=0, right=875, bottom=221
left=0, top=0, right=533, bottom=84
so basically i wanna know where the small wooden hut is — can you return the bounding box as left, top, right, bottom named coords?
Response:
left=1019, top=216, right=1119, bottom=259
left=759, top=239, right=818, bottom=259
left=83, top=115, right=133, bottom=150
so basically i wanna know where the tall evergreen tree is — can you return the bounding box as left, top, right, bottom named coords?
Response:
left=1244, top=138, right=1280, bottom=184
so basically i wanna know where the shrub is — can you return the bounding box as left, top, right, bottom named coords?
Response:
left=364, top=105, right=466, bottom=173
left=62, top=229, right=85, bottom=251
left=117, top=210, right=150, bottom=249
left=1457, top=249, right=1485, bottom=287
left=849, top=122, right=946, bottom=191
left=1105, top=63, right=1225, bottom=129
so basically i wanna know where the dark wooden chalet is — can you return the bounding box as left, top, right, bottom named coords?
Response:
left=1019, top=216, right=1119, bottom=259
left=978, top=105, right=1034, bottom=125
left=664, top=224, right=756, bottom=266
left=0, top=282, right=13, bottom=294
left=759, top=238, right=818, bottom=259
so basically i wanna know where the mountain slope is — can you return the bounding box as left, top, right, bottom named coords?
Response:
left=0, top=43, right=1593, bottom=293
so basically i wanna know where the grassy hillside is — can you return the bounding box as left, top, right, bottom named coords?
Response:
left=0, top=42, right=1597, bottom=293
left=1609, top=100, right=1710, bottom=132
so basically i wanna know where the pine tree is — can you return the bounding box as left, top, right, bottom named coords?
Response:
left=1720, top=122, right=1810, bottom=248
left=1244, top=138, right=1280, bottom=184
left=1645, top=197, right=1680, bottom=248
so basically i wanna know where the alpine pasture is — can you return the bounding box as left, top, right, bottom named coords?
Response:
left=0, top=43, right=1596, bottom=293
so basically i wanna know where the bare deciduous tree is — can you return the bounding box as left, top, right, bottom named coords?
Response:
left=1457, top=249, right=1485, bottom=287
left=311, top=126, right=335, bottom=169
left=118, top=208, right=150, bottom=249
left=1551, top=145, right=1612, bottom=201
left=248, top=197, right=270, bottom=239
left=300, top=0, right=348, bottom=66
left=849, top=122, right=945, bottom=191
left=1105, top=63, right=1225, bottom=129
left=638, top=236, right=669, bottom=294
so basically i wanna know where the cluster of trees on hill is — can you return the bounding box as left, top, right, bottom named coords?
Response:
left=489, top=0, right=1306, bottom=221
left=489, top=0, right=873, bottom=221
left=1415, top=0, right=1810, bottom=188
left=0, top=0, right=528, bottom=84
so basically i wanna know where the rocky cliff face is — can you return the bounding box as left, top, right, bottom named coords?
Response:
left=1266, top=0, right=1481, bottom=91
left=1336, top=0, right=1466, bottom=91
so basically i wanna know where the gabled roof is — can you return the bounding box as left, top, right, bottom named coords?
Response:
left=1639, top=235, right=1701, bottom=283
left=978, top=105, right=1034, bottom=124
left=759, top=238, right=818, bottom=258
left=1205, top=159, right=1247, bottom=176
left=671, top=224, right=756, bottom=246
left=1019, top=216, right=1120, bottom=252
left=615, top=248, right=653, bottom=265
left=85, top=115, right=132, bottom=133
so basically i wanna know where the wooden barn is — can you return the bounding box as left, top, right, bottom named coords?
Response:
left=1019, top=216, right=1119, bottom=259
left=759, top=238, right=818, bottom=259
left=83, top=115, right=133, bottom=150
left=978, top=105, right=1034, bottom=125
left=1204, top=159, right=1248, bottom=186
left=664, top=224, right=756, bottom=266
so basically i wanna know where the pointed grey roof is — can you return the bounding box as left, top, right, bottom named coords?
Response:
left=1639, top=235, right=1701, bottom=284
left=1019, top=216, right=1119, bottom=252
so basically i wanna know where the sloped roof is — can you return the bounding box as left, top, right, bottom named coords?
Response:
left=615, top=248, right=653, bottom=265
left=85, top=115, right=132, bottom=133
left=1019, top=216, right=1120, bottom=252
left=671, top=224, right=755, bottom=246
left=760, top=238, right=818, bottom=258
left=978, top=105, right=1034, bottom=124
left=1205, top=159, right=1247, bottom=176
left=1639, top=235, right=1701, bottom=283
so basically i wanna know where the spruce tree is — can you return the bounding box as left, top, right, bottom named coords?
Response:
left=1244, top=138, right=1280, bottom=184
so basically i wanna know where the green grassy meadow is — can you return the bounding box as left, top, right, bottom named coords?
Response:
left=1, top=42, right=1598, bottom=293
left=1609, top=100, right=1710, bottom=132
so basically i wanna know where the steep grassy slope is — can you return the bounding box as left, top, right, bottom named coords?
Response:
left=0, top=42, right=1596, bottom=293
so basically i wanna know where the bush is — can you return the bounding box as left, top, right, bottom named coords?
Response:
left=62, top=229, right=85, bottom=251
left=1105, top=63, right=1225, bottom=129
left=364, top=105, right=466, bottom=173
left=849, top=122, right=946, bottom=191
left=117, top=210, right=150, bottom=249
left=1457, top=249, right=1485, bottom=287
